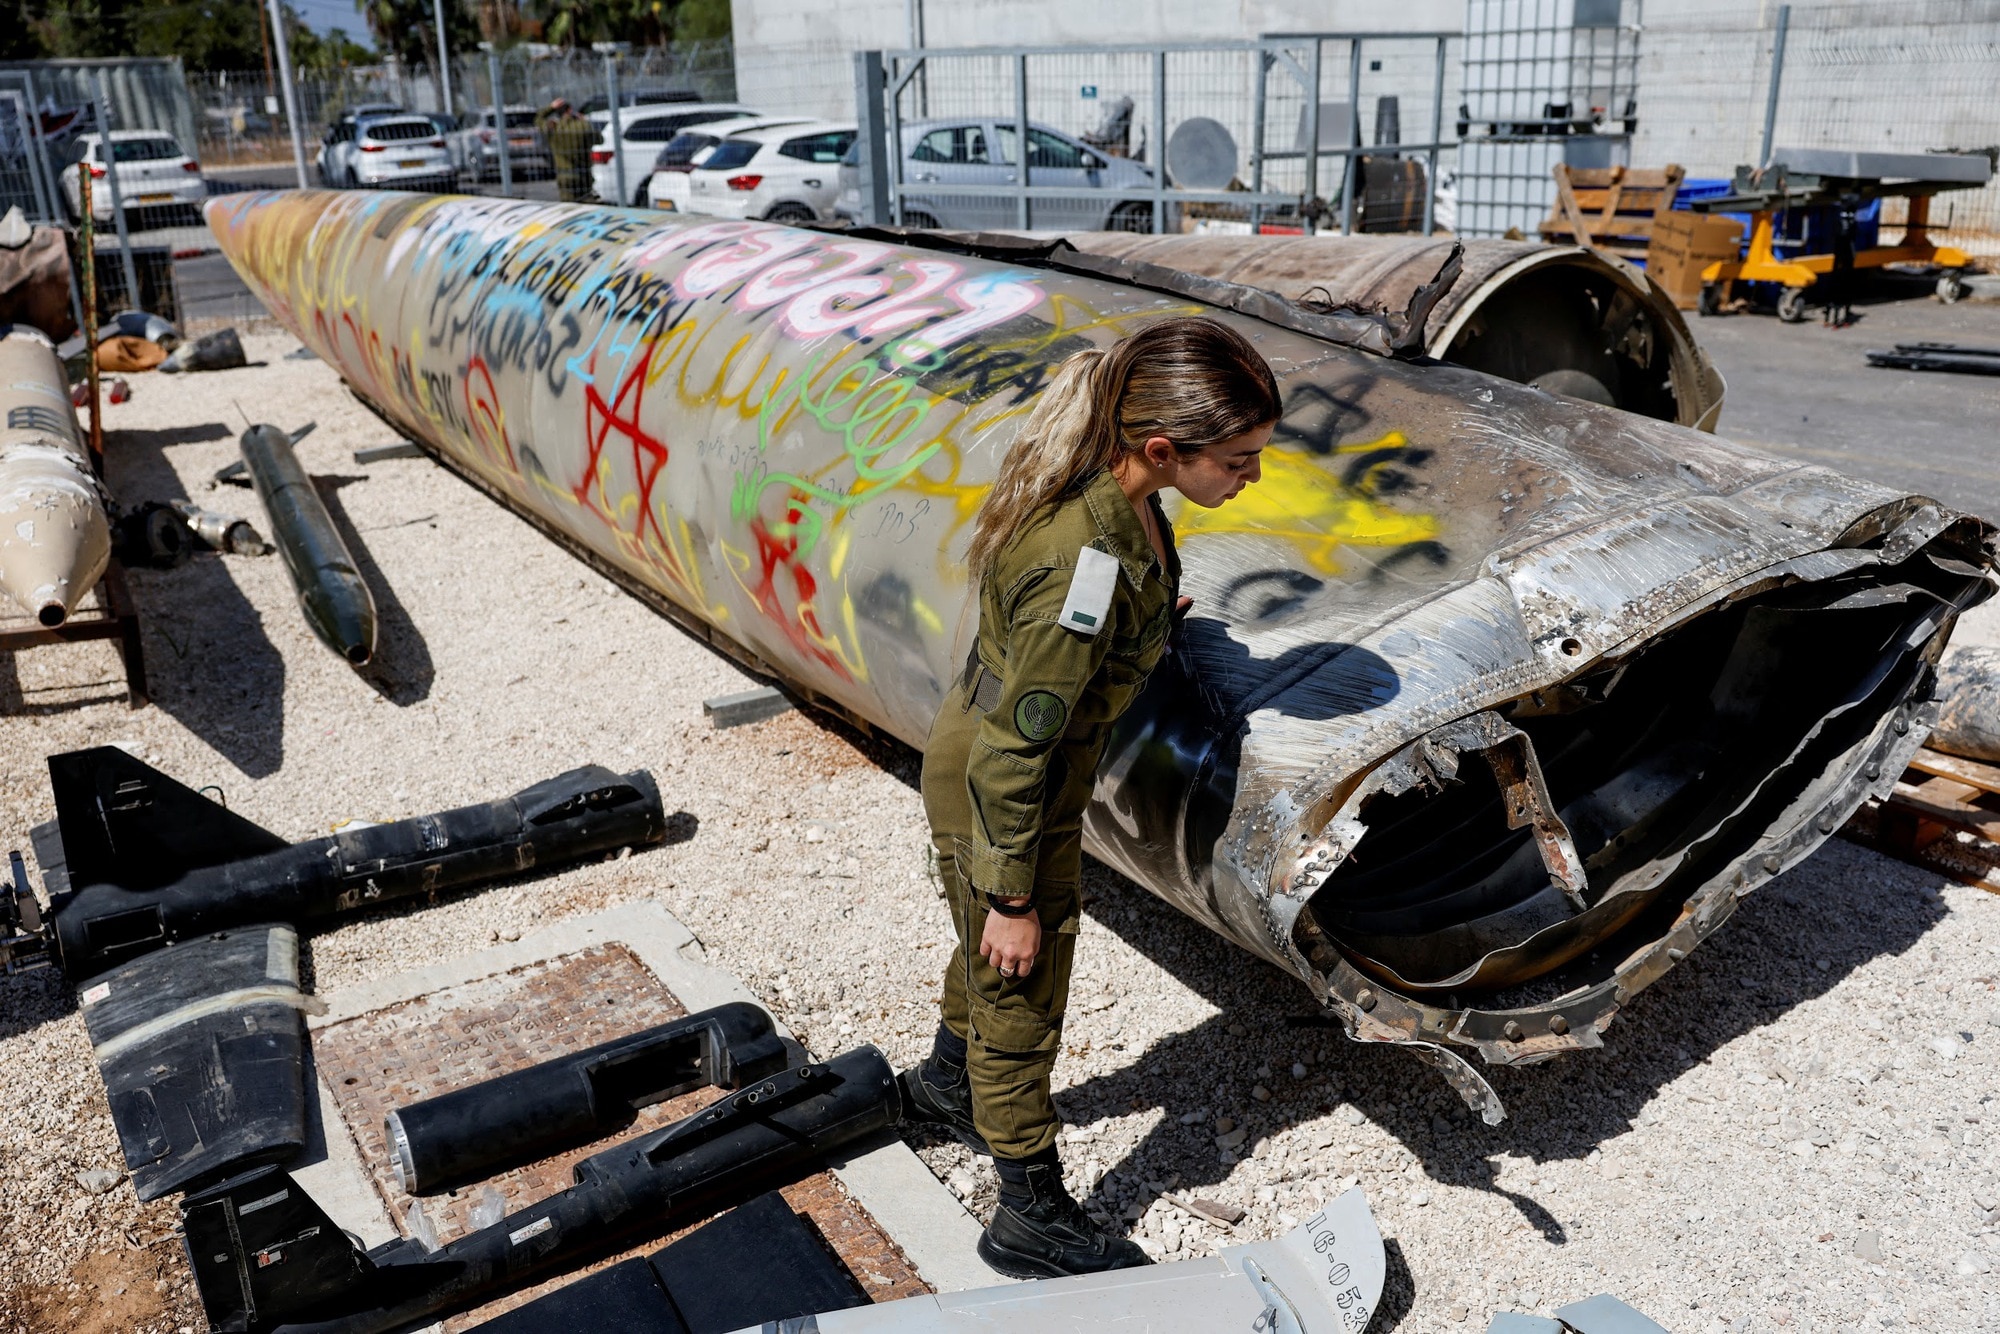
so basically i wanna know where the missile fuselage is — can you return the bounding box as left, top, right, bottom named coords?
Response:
left=206, top=191, right=1990, bottom=1116
left=239, top=423, right=377, bottom=664
left=0, top=325, right=110, bottom=627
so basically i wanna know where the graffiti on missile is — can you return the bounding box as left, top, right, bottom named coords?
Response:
left=205, top=192, right=1442, bottom=735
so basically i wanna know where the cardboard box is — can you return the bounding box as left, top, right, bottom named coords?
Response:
left=1647, top=211, right=1745, bottom=309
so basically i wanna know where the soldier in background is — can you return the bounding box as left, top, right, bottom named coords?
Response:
left=537, top=98, right=596, bottom=203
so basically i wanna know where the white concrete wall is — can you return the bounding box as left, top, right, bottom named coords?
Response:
left=1631, top=0, right=1999, bottom=251
left=728, top=0, right=1464, bottom=121
left=730, top=0, right=1999, bottom=251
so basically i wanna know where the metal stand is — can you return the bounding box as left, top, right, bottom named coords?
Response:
left=0, top=558, right=149, bottom=708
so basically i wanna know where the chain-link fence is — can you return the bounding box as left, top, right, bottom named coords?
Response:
left=0, top=60, right=203, bottom=335
left=183, top=40, right=736, bottom=171
left=857, top=33, right=1459, bottom=236
left=1634, top=0, right=2000, bottom=258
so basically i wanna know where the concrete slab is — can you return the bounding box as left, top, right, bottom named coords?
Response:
left=286, top=898, right=990, bottom=1312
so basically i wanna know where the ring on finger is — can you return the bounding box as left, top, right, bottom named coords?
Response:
left=998, top=965, right=1016, bottom=978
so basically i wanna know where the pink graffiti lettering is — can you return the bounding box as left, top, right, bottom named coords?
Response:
left=738, top=240, right=894, bottom=311
left=675, top=227, right=820, bottom=298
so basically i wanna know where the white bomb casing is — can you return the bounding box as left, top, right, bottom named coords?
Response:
left=0, top=325, right=110, bottom=627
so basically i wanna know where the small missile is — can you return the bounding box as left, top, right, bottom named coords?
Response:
left=0, top=325, right=110, bottom=627
left=238, top=422, right=376, bottom=664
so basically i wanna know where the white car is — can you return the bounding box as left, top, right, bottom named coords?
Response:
left=320, top=115, right=456, bottom=192
left=645, top=116, right=812, bottom=213
left=586, top=102, right=752, bottom=206
left=684, top=121, right=858, bottom=225
left=61, top=132, right=205, bottom=223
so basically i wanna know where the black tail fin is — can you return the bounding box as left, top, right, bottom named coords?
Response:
left=48, top=747, right=289, bottom=893
left=181, top=1166, right=373, bottom=1332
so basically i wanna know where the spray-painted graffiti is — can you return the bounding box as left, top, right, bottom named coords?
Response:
left=205, top=191, right=1446, bottom=745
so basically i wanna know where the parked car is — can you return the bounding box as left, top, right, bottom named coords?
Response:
left=60, top=131, right=205, bottom=223
left=459, top=106, right=551, bottom=181
left=645, top=115, right=812, bottom=212
left=314, top=104, right=411, bottom=185
left=424, top=112, right=464, bottom=175
left=580, top=89, right=702, bottom=119
left=587, top=102, right=753, bottom=205
left=833, top=118, right=1164, bottom=231
left=317, top=114, right=456, bottom=192
left=684, top=121, right=857, bottom=225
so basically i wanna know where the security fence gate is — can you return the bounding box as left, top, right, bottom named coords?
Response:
left=850, top=32, right=1459, bottom=236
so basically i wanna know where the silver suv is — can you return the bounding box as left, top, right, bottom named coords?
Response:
left=835, top=118, right=1167, bottom=231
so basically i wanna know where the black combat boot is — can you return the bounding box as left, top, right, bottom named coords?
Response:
left=978, top=1148, right=1151, bottom=1279
left=897, top=1024, right=989, bottom=1154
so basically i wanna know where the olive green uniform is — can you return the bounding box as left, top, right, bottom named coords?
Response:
left=920, top=466, right=1179, bottom=1161
left=537, top=109, right=597, bottom=202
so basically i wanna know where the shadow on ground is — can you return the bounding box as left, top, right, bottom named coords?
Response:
left=316, top=475, right=434, bottom=706
left=103, top=424, right=288, bottom=776
left=1039, top=836, right=1946, bottom=1327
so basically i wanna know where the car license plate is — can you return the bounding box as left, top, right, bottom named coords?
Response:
left=138, top=193, right=172, bottom=203
left=398, top=159, right=424, bottom=169
left=658, top=200, right=676, bottom=211
left=509, top=138, right=533, bottom=148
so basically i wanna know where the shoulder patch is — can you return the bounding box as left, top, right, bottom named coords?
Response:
left=1057, top=545, right=1119, bottom=636
left=1015, top=691, right=1067, bottom=742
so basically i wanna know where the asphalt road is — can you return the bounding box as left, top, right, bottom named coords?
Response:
left=1694, top=284, right=2000, bottom=521
left=168, top=193, right=2000, bottom=520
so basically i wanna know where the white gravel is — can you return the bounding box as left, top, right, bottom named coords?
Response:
left=1, top=331, right=1996, bottom=1332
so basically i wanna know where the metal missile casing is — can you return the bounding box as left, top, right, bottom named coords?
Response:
left=182, top=1046, right=900, bottom=1334
left=1049, top=231, right=1729, bottom=430
left=0, top=324, right=110, bottom=627
left=386, top=1001, right=792, bottom=1194
left=238, top=422, right=377, bottom=663
left=206, top=192, right=1993, bottom=1119
left=29, top=745, right=667, bottom=981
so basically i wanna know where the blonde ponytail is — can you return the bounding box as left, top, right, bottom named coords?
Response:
left=964, top=349, right=1119, bottom=578
left=965, top=316, right=1281, bottom=581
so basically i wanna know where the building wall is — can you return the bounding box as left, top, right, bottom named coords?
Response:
left=730, top=0, right=2000, bottom=251
left=1632, top=0, right=1999, bottom=251
left=728, top=0, right=1464, bottom=121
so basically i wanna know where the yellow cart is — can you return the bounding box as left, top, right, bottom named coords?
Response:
left=1693, top=149, right=1991, bottom=322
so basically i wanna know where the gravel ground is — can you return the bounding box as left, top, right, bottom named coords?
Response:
left=1, top=330, right=1996, bottom=1333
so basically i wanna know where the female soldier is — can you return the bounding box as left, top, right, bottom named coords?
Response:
left=902, top=315, right=1281, bottom=1278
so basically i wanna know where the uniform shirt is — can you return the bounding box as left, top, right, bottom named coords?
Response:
left=538, top=111, right=595, bottom=173
left=956, top=466, right=1180, bottom=900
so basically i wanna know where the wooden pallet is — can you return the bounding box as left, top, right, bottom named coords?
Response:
left=0, top=558, right=148, bottom=708
left=1844, top=744, right=2000, bottom=893
left=1537, top=163, right=1686, bottom=260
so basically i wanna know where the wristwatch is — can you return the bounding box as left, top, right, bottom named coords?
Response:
left=984, top=891, right=1036, bottom=918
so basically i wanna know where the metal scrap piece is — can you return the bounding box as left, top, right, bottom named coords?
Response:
left=200, top=191, right=1996, bottom=1123
left=1553, top=1293, right=1673, bottom=1334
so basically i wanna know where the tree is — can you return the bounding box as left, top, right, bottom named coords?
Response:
left=356, top=0, right=479, bottom=109
left=530, top=0, right=725, bottom=49
left=128, top=0, right=268, bottom=71
left=673, top=0, right=726, bottom=41
left=13, top=0, right=361, bottom=72
left=291, top=24, right=374, bottom=70
left=2, top=0, right=53, bottom=60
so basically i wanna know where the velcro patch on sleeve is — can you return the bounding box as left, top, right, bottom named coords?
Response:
left=1057, top=545, right=1118, bottom=636
left=1015, top=690, right=1067, bottom=741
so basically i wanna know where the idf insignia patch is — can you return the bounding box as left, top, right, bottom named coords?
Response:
left=1015, top=690, right=1067, bottom=742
